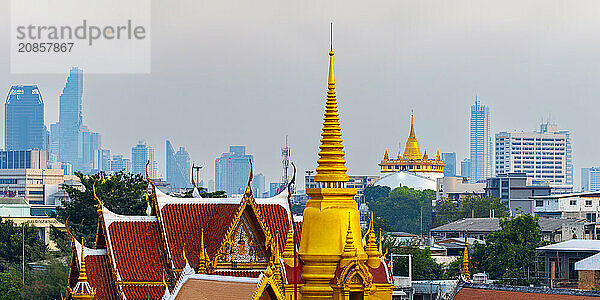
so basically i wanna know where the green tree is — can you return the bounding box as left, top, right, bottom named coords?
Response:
left=55, top=171, right=147, bottom=247
left=369, top=186, right=434, bottom=234
left=390, top=241, right=443, bottom=280
left=363, top=186, right=391, bottom=204
left=470, top=215, right=543, bottom=285
left=0, top=219, right=47, bottom=271
left=433, top=196, right=510, bottom=227
left=0, top=271, right=22, bottom=300
left=23, top=259, right=68, bottom=299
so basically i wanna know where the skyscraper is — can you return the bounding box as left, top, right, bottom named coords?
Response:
left=110, top=155, right=132, bottom=173
left=214, top=146, right=253, bottom=195
left=5, top=85, right=45, bottom=151
left=48, top=122, right=60, bottom=160
left=166, top=140, right=191, bottom=189
left=470, top=98, right=492, bottom=182
left=132, top=140, right=157, bottom=178
left=80, top=126, right=101, bottom=173
left=59, top=67, right=83, bottom=168
left=461, top=158, right=471, bottom=178
left=441, top=152, right=457, bottom=177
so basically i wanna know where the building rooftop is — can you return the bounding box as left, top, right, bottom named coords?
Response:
left=575, top=252, right=600, bottom=271
left=538, top=218, right=586, bottom=233
left=537, top=239, right=600, bottom=252
left=431, top=218, right=499, bottom=232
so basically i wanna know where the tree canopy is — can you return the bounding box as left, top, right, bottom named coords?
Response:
left=55, top=171, right=148, bottom=247
left=434, top=195, right=510, bottom=227
left=366, top=186, right=434, bottom=234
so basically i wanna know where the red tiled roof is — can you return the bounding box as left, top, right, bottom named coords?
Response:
left=369, top=263, right=391, bottom=284
left=161, top=203, right=239, bottom=269
left=85, top=255, right=118, bottom=300
left=257, top=204, right=291, bottom=253
left=120, top=285, right=165, bottom=300
left=108, top=221, right=167, bottom=282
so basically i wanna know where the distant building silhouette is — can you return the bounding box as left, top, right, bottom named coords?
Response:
left=442, top=152, right=457, bottom=177
left=214, top=146, right=253, bottom=195
left=166, top=140, right=191, bottom=189
left=5, top=85, right=45, bottom=151
left=470, top=98, right=492, bottom=182
left=110, top=155, right=131, bottom=173
left=59, top=67, right=83, bottom=168
left=132, top=140, right=157, bottom=178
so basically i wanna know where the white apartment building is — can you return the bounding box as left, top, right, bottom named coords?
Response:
left=582, top=167, right=600, bottom=192
left=0, top=168, right=76, bottom=206
left=495, top=122, right=573, bottom=193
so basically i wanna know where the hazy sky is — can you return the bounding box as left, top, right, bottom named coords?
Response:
left=1, top=0, right=600, bottom=189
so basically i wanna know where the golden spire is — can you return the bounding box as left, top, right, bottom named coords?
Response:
left=378, top=229, right=383, bottom=255
left=198, top=229, right=207, bottom=273
left=365, top=212, right=381, bottom=268
left=436, top=150, right=441, bottom=161
left=422, top=148, right=428, bottom=160
left=383, top=149, right=389, bottom=160
left=462, top=236, right=471, bottom=282
left=71, top=240, right=96, bottom=299
left=402, top=112, right=422, bottom=160
left=314, top=49, right=349, bottom=183
left=341, top=216, right=356, bottom=266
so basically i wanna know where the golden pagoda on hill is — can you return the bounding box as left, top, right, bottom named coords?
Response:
left=63, top=45, right=393, bottom=299
left=379, top=114, right=445, bottom=179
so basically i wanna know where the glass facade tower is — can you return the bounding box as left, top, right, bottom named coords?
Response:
left=470, top=98, right=492, bottom=182
left=5, top=85, right=45, bottom=151
left=59, top=67, right=83, bottom=168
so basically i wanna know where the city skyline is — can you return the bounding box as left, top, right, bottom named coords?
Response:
left=2, top=1, right=600, bottom=189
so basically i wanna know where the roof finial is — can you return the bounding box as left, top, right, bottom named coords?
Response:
left=245, top=158, right=253, bottom=196
left=314, top=25, right=349, bottom=183
left=330, top=22, right=333, bottom=52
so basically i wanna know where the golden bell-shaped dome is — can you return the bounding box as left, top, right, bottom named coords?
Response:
left=402, top=113, right=422, bottom=160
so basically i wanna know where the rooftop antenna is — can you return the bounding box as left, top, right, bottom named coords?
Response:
left=282, top=136, right=291, bottom=184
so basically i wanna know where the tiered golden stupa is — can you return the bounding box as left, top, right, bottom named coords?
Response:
left=379, top=114, right=445, bottom=178
left=299, top=49, right=392, bottom=299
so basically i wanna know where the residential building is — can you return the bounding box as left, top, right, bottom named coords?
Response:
left=442, top=152, right=456, bottom=177
left=214, top=145, right=253, bottom=195
left=131, top=140, right=157, bottom=178
left=470, top=98, right=493, bottom=182
left=379, top=113, right=445, bottom=180
left=531, top=192, right=600, bottom=232
left=485, top=173, right=551, bottom=215
left=59, top=67, right=83, bottom=168
left=435, top=176, right=485, bottom=202
left=538, top=240, right=600, bottom=287
left=495, top=122, right=573, bottom=193
left=165, top=140, right=191, bottom=189
left=582, top=167, right=600, bottom=192
left=5, top=85, right=45, bottom=151
left=110, top=155, right=127, bottom=173
left=431, top=217, right=589, bottom=243
left=0, top=149, right=47, bottom=169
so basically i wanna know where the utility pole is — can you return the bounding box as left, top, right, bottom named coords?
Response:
left=22, top=223, right=25, bottom=300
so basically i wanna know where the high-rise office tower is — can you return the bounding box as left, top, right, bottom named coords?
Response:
left=110, top=155, right=132, bottom=173
left=166, top=140, right=191, bottom=189
left=214, top=146, right=253, bottom=195
left=95, top=149, right=111, bottom=173
left=80, top=126, right=101, bottom=173
left=495, top=121, right=573, bottom=193
left=5, top=85, right=45, bottom=151
left=442, top=152, right=457, bottom=177
left=251, top=173, right=265, bottom=197
left=470, top=98, right=492, bottom=182
left=582, top=167, right=600, bottom=192
left=59, top=67, right=83, bottom=168
left=132, top=140, right=157, bottom=178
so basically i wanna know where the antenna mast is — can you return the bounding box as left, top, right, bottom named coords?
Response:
left=282, top=135, right=291, bottom=184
